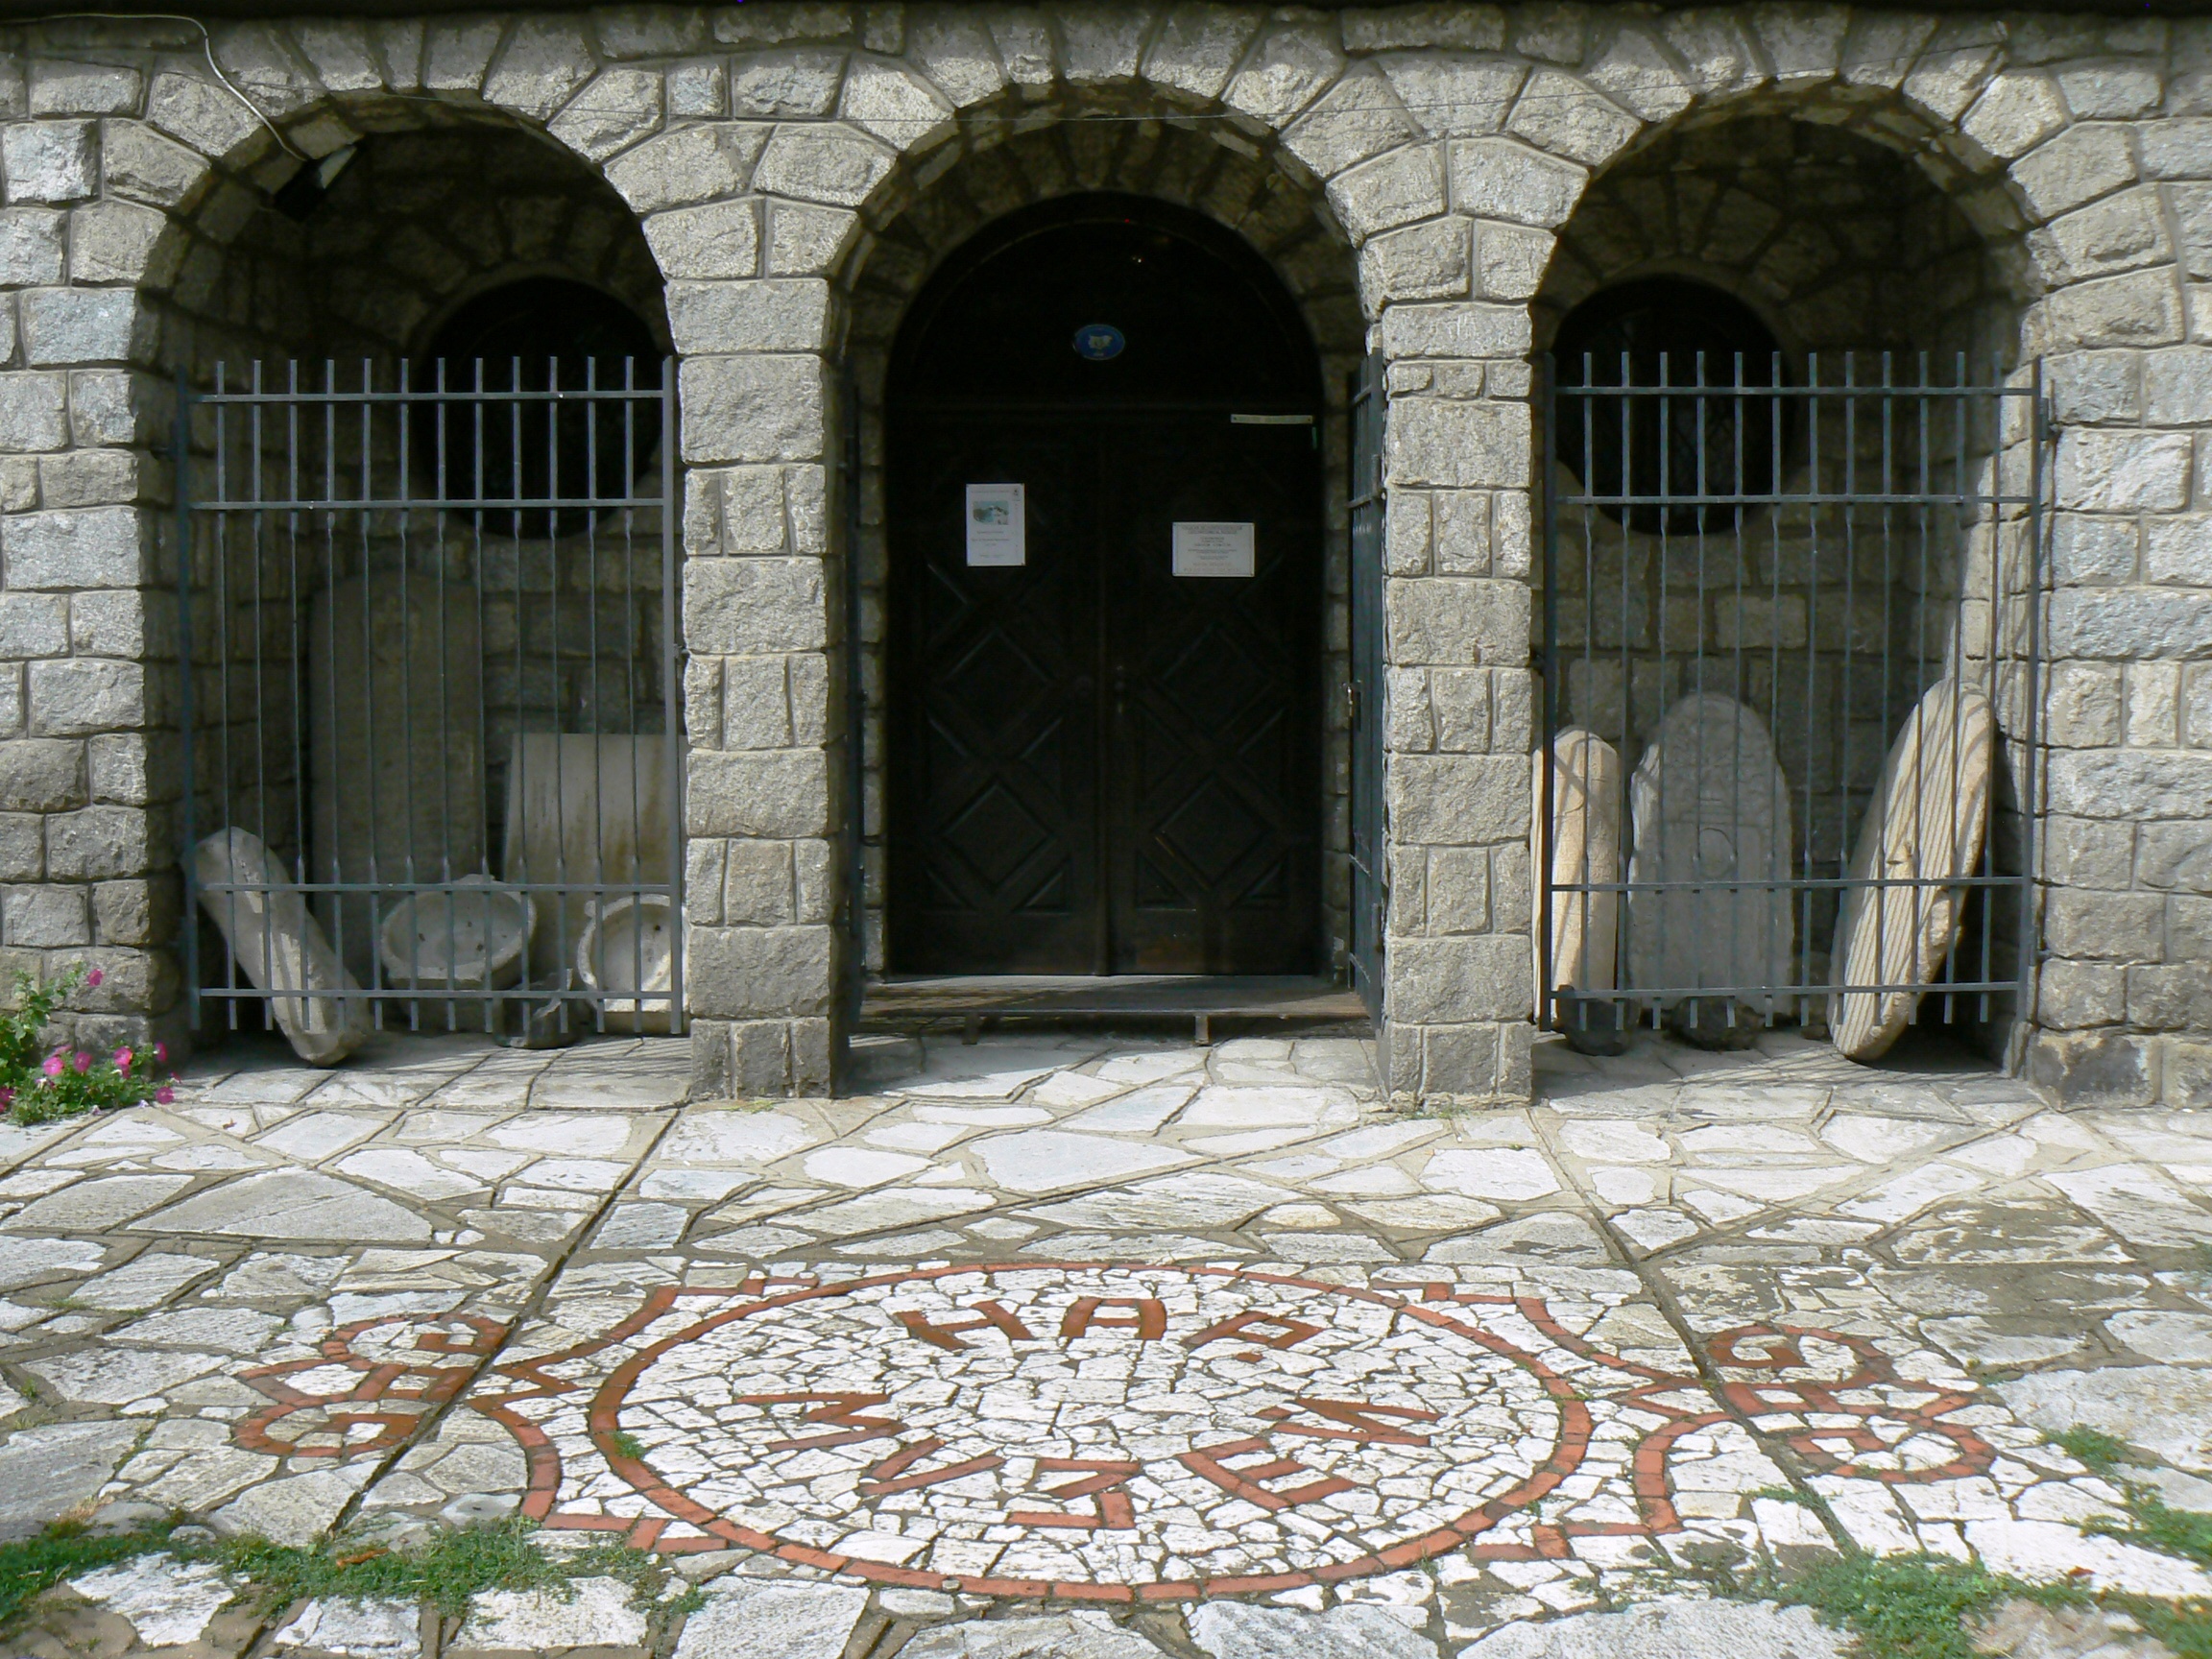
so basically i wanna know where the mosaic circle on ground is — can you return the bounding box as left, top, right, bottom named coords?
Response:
left=594, top=1265, right=1581, bottom=1592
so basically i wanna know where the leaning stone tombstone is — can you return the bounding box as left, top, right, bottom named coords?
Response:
left=195, top=828, right=371, bottom=1067
left=307, top=573, right=487, bottom=989
left=1535, top=728, right=1626, bottom=1055
left=1831, top=679, right=1996, bottom=1061
left=503, top=733, right=675, bottom=986
left=1626, top=693, right=1795, bottom=1048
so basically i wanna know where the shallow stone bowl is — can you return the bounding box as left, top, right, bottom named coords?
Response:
left=377, top=875, right=536, bottom=993
left=576, top=893, right=677, bottom=1033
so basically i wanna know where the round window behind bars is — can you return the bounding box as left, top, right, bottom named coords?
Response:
left=1552, top=276, right=1786, bottom=536
left=417, top=277, right=663, bottom=539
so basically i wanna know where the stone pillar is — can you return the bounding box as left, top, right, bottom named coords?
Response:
left=1377, top=351, right=1538, bottom=1105
left=0, top=102, right=176, bottom=1052
left=1342, top=138, right=1571, bottom=1106
left=2034, top=335, right=2212, bottom=1105
left=676, top=362, right=842, bottom=1100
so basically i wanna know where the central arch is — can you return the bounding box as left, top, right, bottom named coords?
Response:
left=885, top=194, right=1326, bottom=975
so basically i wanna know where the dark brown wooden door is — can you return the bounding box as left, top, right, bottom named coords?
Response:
left=887, top=195, right=1323, bottom=976
left=890, top=413, right=1318, bottom=974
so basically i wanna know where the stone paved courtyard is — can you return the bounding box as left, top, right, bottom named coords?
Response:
left=5, top=1025, right=2212, bottom=1656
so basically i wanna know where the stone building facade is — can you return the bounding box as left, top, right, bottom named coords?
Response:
left=0, top=0, right=2206, bottom=1105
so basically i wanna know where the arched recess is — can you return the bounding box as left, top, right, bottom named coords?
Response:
left=1531, top=103, right=2041, bottom=1054
left=135, top=100, right=670, bottom=1034
left=830, top=103, right=1365, bottom=982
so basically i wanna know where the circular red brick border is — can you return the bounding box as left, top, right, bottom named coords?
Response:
left=581, top=1262, right=1595, bottom=1602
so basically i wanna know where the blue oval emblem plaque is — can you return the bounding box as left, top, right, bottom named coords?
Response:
left=1073, top=324, right=1125, bottom=361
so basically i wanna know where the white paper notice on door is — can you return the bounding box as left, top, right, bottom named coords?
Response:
left=965, top=483, right=1025, bottom=566
left=1171, top=521, right=1255, bottom=578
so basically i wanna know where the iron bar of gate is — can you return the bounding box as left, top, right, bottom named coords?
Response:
left=1538, top=351, right=2043, bottom=1037
left=1345, top=351, right=1387, bottom=1020
left=840, top=369, right=866, bottom=1036
left=173, top=376, right=200, bottom=1021
left=177, top=358, right=683, bottom=1038
left=1536, top=350, right=1558, bottom=1040
left=2019, top=361, right=2046, bottom=1052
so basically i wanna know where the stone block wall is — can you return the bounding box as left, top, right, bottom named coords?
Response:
left=0, top=4, right=2205, bottom=1102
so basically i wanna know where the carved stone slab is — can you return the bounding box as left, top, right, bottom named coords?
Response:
left=504, top=734, right=675, bottom=984
left=195, top=828, right=370, bottom=1067
left=1626, top=694, right=1795, bottom=1024
left=1831, top=679, right=1996, bottom=1062
left=309, top=575, right=486, bottom=984
left=1535, top=728, right=1622, bottom=996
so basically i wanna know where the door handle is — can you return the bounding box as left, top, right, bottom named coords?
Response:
left=1345, top=679, right=1361, bottom=729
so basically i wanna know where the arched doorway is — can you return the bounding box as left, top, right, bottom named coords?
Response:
left=886, top=195, right=1324, bottom=977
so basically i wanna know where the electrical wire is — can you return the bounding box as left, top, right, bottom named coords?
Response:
left=15, top=11, right=305, bottom=159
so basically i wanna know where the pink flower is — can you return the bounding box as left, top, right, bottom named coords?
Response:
left=42, top=1055, right=62, bottom=1078
left=155, top=1043, right=169, bottom=1066
left=154, top=1086, right=175, bottom=1104
left=0, top=1087, right=12, bottom=1107
left=113, top=1047, right=133, bottom=1071
left=84, top=968, right=103, bottom=988
left=71, top=1051, right=91, bottom=1073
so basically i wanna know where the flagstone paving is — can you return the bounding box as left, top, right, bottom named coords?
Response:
left=4, top=1023, right=2212, bottom=1655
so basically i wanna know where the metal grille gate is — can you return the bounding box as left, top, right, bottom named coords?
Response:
left=176, top=360, right=684, bottom=1043
left=1539, top=354, right=2043, bottom=1046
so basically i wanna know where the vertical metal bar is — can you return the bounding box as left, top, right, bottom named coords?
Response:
left=174, top=373, right=199, bottom=1026
left=1599, top=356, right=1618, bottom=1025
left=252, top=361, right=278, bottom=1010
left=1537, top=353, right=1557, bottom=1034
left=216, top=364, right=236, bottom=1028
left=431, top=365, right=461, bottom=1027
left=1589, top=366, right=1605, bottom=1029
left=1789, top=352, right=1812, bottom=1008
left=2020, top=362, right=2045, bottom=1060
left=843, top=367, right=866, bottom=1036
left=470, top=364, right=493, bottom=1031
left=316, top=362, right=336, bottom=986
left=662, top=362, right=685, bottom=1035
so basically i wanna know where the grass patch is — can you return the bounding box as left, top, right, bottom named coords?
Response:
left=0, top=1522, right=181, bottom=1631
left=607, top=1431, right=647, bottom=1460
left=1749, top=1484, right=1813, bottom=1506
left=2097, top=1492, right=2212, bottom=1573
left=2132, top=1601, right=2212, bottom=1659
left=1768, top=1553, right=2082, bottom=1659
left=0, top=1518, right=686, bottom=1637
left=2050, top=1426, right=2131, bottom=1471
left=217, top=1518, right=570, bottom=1616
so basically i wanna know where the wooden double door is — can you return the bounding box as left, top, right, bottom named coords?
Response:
left=888, top=408, right=1321, bottom=975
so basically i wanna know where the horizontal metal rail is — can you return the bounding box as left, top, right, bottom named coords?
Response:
left=194, top=495, right=661, bottom=512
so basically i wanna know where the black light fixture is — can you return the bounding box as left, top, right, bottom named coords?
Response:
left=271, top=143, right=357, bottom=221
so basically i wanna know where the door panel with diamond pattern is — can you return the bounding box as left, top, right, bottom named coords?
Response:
left=890, top=422, right=1101, bottom=971
left=1107, top=417, right=1319, bottom=972
left=890, top=415, right=1318, bottom=974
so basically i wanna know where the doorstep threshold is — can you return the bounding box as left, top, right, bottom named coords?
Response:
left=859, top=974, right=1367, bottom=1045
